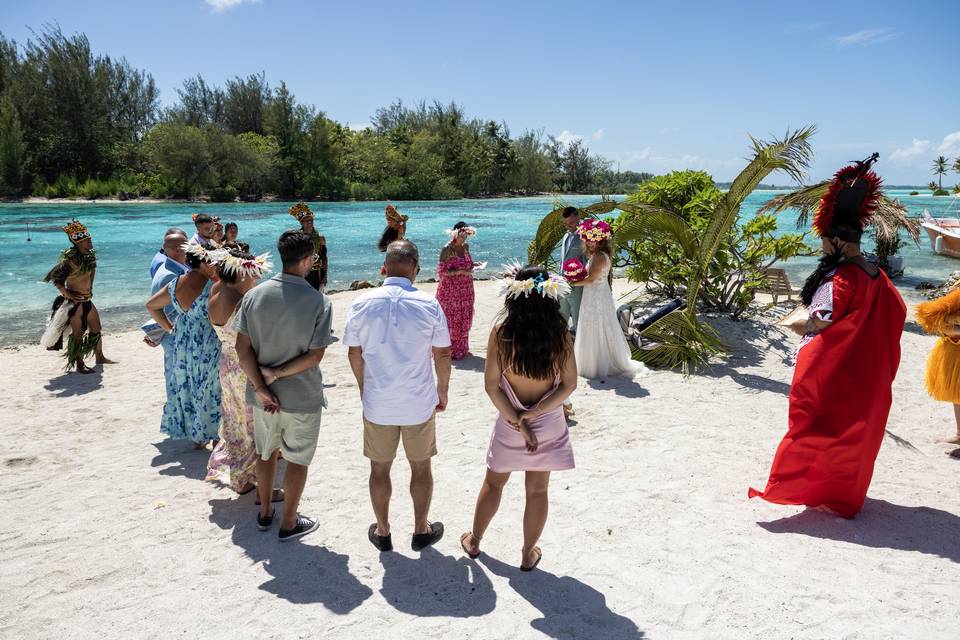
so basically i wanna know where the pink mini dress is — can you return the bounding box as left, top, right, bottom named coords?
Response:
left=485, top=369, right=575, bottom=473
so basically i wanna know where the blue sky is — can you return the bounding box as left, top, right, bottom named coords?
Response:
left=4, top=0, right=959, bottom=184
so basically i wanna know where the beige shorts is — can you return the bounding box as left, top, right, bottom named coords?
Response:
left=253, top=406, right=322, bottom=467
left=363, top=413, right=437, bottom=462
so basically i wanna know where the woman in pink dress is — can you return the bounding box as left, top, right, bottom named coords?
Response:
left=436, top=221, right=479, bottom=359
left=461, top=264, right=577, bottom=571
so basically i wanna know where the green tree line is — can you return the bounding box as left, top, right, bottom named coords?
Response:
left=0, top=27, right=651, bottom=200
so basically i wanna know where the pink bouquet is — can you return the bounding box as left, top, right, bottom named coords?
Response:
left=563, top=258, right=587, bottom=283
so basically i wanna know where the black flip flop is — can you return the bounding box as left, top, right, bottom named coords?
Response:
left=520, top=546, right=542, bottom=572
left=368, top=523, right=393, bottom=552
left=411, top=522, right=444, bottom=551
left=460, top=532, right=480, bottom=559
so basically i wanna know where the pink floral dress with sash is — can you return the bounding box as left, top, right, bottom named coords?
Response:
left=436, top=249, right=475, bottom=359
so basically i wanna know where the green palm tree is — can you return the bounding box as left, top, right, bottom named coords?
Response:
left=528, top=126, right=817, bottom=374
left=934, top=155, right=948, bottom=189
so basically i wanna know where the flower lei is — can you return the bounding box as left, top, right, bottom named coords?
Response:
left=577, top=218, right=612, bottom=242
left=218, top=252, right=273, bottom=279
left=498, top=260, right=571, bottom=301
left=444, top=226, right=477, bottom=238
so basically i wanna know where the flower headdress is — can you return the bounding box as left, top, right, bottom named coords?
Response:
left=385, top=204, right=408, bottom=228
left=444, top=225, right=477, bottom=239
left=497, top=260, right=571, bottom=301
left=813, top=153, right=882, bottom=240
left=182, top=241, right=224, bottom=263
left=218, top=251, right=273, bottom=279
left=289, top=202, right=313, bottom=222
left=63, top=219, right=90, bottom=242
left=576, top=218, right=612, bottom=242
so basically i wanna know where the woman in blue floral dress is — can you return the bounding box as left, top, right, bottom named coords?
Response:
left=146, top=242, right=223, bottom=448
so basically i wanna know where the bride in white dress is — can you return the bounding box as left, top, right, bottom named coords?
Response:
left=571, top=220, right=647, bottom=379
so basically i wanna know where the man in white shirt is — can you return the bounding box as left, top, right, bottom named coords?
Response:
left=344, top=240, right=452, bottom=553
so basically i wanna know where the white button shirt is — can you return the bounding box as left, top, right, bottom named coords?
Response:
left=343, top=277, right=451, bottom=425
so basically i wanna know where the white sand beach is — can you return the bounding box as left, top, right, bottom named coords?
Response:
left=2, top=279, right=958, bottom=640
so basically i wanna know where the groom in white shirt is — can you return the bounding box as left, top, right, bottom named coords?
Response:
left=344, top=240, right=452, bottom=553
left=559, top=206, right=585, bottom=334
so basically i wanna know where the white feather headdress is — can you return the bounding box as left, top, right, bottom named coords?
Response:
left=497, top=260, right=571, bottom=301
left=444, top=226, right=477, bottom=238
left=218, top=251, right=273, bottom=278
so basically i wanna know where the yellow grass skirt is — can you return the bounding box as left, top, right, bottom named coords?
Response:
left=925, top=337, right=960, bottom=403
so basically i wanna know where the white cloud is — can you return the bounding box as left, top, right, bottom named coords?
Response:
left=591, top=129, right=605, bottom=141
left=937, top=131, right=960, bottom=156
left=554, top=130, right=583, bottom=146
left=205, top=0, right=260, bottom=13
left=831, top=28, right=898, bottom=47
left=348, top=122, right=372, bottom=132
left=890, top=138, right=931, bottom=161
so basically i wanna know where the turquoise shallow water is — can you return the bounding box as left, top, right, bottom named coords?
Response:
left=1, top=191, right=958, bottom=345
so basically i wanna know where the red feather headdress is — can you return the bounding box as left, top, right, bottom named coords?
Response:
left=812, top=153, right=882, bottom=238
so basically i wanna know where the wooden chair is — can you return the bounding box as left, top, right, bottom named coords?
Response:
left=760, top=268, right=800, bottom=304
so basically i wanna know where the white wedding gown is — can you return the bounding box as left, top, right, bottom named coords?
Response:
left=574, top=253, right=648, bottom=379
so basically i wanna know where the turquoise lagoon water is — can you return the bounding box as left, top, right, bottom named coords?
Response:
left=1, top=191, right=958, bottom=345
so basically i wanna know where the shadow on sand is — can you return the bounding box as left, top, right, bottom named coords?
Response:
left=150, top=438, right=215, bottom=481
left=378, top=545, right=496, bottom=617
left=479, top=554, right=645, bottom=639
left=44, top=369, right=103, bottom=397
left=758, top=497, right=960, bottom=563
left=585, top=376, right=649, bottom=400
left=208, top=497, right=373, bottom=612
left=452, top=354, right=486, bottom=373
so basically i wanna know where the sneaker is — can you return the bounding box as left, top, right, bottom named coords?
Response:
left=411, top=521, right=444, bottom=551
left=279, top=514, right=319, bottom=542
left=257, top=510, right=274, bottom=531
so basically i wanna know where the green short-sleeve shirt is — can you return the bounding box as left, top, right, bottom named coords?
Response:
left=236, top=272, right=336, bottom=412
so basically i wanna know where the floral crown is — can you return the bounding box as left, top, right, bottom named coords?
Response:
left=444, top=225, right=477, bottom=238
left=63, top=219, right=90, bottom=241
left=498, top=259, right=571, bottom=301
left=577, top=218, right=612, bottom=242
left=182, top=241, right=224, bottom=263
left=218, top=251, right=273, bottom=279
left=289, top=202, right=313, bottom=221
left=385, top=204, right=409, bottom=226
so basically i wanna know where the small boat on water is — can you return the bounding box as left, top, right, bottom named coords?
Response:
left=921, top=201, right=960, bottom=258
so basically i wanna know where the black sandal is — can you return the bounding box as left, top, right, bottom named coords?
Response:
left=520, top=546, right=542, bottom=572
left=411, top=521, right=444, bottom=551
left=368, top=523, right=393, bottom=552
left=460, top=531, right=480, bottom=559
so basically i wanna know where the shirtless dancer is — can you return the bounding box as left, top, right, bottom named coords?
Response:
left=43, top=219, right=115, bottom=373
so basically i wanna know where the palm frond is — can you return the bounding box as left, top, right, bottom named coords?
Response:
left=527, top=205, right=566, bottom=268
left=691, top=126, right=816, bottom=311
left=614, top=206, right=698, bottom=260
left=756, top=181, right=829, bottom=228
left=633, top=310, right=725, bottom=376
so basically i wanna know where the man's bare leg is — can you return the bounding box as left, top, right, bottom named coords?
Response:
left=463, top=469, right=510, bottom=556
left=67, top=310, right=93, bottom=374
left=88, top=305, right=115, bottom=365
left=947, top=405, right=960, bottom=445
left=522, top=471, right=550, bottom=569
left=280, top=461, right=309, bottom=530
left=370, top=460, right=393, bottom=537
left=256, top=450, right=280, bottom=520
left=409, top=459, right=434, bottom=535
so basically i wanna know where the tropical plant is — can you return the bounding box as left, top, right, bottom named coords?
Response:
left=759, top=176, right=921, bottom=270
left=933, top=155, right=948, bottom=189
left=528, top=127, right=817, bottom=374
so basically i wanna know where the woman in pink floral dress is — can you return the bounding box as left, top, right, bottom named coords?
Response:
left=205, top=249, right=274, bottom=495
left=437, top=222, right=479, bottom=360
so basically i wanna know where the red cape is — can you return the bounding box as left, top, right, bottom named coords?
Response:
left=749, top=264, right=906, bottom=517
